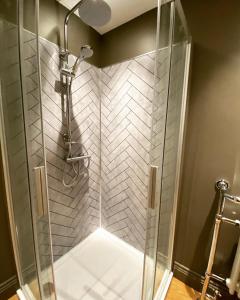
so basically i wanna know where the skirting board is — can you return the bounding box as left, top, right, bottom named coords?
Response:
left=18, top=284, right=35, bottom=300
left=173, top=261, right=238, bottom=299
left=0, top=275, right=18, bottom=295
left=17, top=289, right=27, bottom=300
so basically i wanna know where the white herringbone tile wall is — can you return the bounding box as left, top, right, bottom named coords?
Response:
left=100, top=52, right=169, bottom=252
left=37, top=37, right=171, bottom=258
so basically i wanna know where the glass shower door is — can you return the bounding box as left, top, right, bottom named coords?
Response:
left=0, top=0, right=55, bottom=299
left=142, top=2, right=174, bottom=299
left=142, top=0, right=191, bottom=299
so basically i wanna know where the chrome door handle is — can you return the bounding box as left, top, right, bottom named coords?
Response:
left=148, top=165, right=158, bottom=209
left=34, top=166, right=48, bottom=218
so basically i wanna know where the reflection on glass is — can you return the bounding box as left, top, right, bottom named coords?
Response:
left=0, top=0, right=55, bottom=299
left=0, top=7, right=41, bottom=300
left=154, top=3, right=190, bottom=299
left=142, top=3, right=173, bottom=299
left=142, top=1, right=191, bottom=299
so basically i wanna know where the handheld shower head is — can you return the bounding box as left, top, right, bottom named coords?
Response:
left=79, top=45, right=94, bottom=60
left=72, top=45, right=94, bottom=75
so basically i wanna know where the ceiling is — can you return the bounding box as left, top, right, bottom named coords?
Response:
left=57, top=0, right=158, bottom=35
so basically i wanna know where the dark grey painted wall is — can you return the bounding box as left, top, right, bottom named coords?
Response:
left=0, top=2, right=19, bottom=297
left=100, top=9, right=157, bottom=67
left=174, top=0, right=240, bottom=294
left=0, top=0, right=17, bottom=24
left=0, top=152, right=18, bottom=298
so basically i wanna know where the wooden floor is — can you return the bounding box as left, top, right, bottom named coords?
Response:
left=166, top=277, right=200, bottom=300
left=8, top=278, right=199, bottom=300
left=8, top=296, right=18, bottom=300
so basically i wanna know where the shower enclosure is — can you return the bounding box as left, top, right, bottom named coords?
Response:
left=0, top=0, right=191, bottom=299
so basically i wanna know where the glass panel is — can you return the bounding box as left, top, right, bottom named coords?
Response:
left=0, top=0, right=55, bottom=299
left=142, top=2, right=174, bottom=299
left=0, top=0, right=41, bottom=298
left=20, top=0, right=56, bottom=298
left=153, top=2, right=190, bottom=299
left=142, top=1, right=191, bottom=299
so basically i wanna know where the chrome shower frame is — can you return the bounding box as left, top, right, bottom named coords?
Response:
left=60, top=0, right=84, bottom=142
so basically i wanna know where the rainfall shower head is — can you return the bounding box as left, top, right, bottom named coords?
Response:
left=72, top=45, right=93, bottom=75
left=63, top=0, right=111, bottom=52
left=78, top=0, right=111, bottom=27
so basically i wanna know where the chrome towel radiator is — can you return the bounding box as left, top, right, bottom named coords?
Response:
left=199, top=179, right=240, bottom=300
